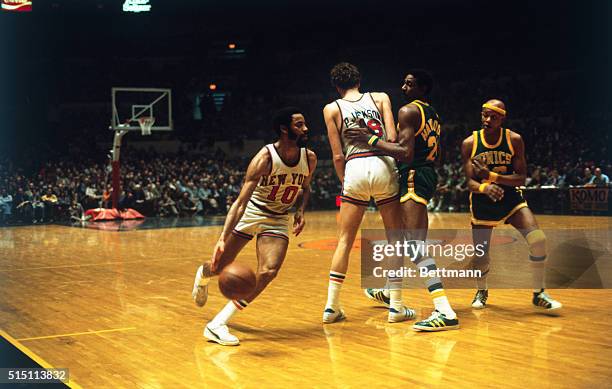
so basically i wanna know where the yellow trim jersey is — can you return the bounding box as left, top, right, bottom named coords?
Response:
left=471, top=128, right=515, bottom=178
left=400, top=99, right=441, bottom=170
left=469, top=128, right=528, bottom=226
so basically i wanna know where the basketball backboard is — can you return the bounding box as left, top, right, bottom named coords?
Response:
left=110, top=87, right=172, bottom=132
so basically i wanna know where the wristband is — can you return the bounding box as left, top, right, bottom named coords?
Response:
left=478, top=183, right=490, bottom=193
left=488, top=171, right=499, bottom=182
left=368, top=135, right=380, bottom=146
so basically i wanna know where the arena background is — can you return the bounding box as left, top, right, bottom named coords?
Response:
left=0, top=1, right=611, bottom=388
left=1, top=0, right=609, bottom=222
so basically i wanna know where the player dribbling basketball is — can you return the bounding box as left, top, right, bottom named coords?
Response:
left=192, top=107, right=317, bottom=345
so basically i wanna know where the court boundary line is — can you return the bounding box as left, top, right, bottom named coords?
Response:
left=0, top=329, right=83, bottom=389
left=16, top=327, right=137, bottom=341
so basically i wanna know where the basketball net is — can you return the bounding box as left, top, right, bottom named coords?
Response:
left=138, top=116, right=155, bottom=136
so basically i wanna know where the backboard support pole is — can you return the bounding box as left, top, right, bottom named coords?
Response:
left=109, top=87, right=172, bottom=209
left=111, top=130, right=128, bottom=209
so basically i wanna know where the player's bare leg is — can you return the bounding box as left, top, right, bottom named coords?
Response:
left=378, top=200, right=416, bottom=322
left=401, top=200, right=428, bottom=241
left=245, top=235, right=288, bottom=302
left=323, top=201, right=365, bottom=323
left=205, top=235, right=289, bottom=346
left=192, top=232, right=251, bottom=307
left=191, top=232, right=251, bottom=346
left=402, top=200, right=459, bottom=331
left=468, top=225, right=493, bottom=308
left=507, top=207, right=562, bottom=311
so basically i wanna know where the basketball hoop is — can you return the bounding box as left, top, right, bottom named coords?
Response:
left=138, top=116, right=155, bottom=136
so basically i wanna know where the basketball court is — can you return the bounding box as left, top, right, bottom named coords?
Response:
left=1, top=212, right=610, bottom=387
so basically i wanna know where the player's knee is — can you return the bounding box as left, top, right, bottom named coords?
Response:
left=258, top=267, right=279, bottom=284
left=406, top=240, right=425, bottom=264
left=336, top=234, right=356, bottom=251
left=386, top=230, right=403, bottom=244
left=526, top=229, right=547, bottom=261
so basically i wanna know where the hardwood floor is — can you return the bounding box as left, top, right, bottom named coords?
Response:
left=0, top=212, right=610, bottom=388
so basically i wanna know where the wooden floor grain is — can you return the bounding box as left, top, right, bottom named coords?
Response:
left=0, top=212, right=610, bottom=388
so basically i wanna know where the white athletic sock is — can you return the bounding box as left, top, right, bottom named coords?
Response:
left=388, top=280, right=403, bottom=311
left=413, top=255, right=456, bottom=319
left=326, top=271, right=345, bottom=310
left=531, top=260, right=546, bottom=292
left=389, top=290, right=403, bottom=311
left=210, top=300, right=248, bottom=327
left=431, top=289, right=456, bottom=319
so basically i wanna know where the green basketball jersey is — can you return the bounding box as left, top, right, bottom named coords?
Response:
left=470, top=128, right=515, bottom=178
left=469, top=128, right=526, bottom=226
left=398, top=99, right=441, bottom=172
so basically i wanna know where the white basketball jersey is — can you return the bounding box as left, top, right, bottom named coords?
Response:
left=335, top=93, right=388, bottom=158
left=250, top=144, right=310, bottom=214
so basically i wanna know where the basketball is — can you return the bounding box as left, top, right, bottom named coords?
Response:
left=218, top=263, right=257, bottom=300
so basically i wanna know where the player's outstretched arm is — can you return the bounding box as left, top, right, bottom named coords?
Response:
left=344, top=104, right=417, bottom=162
left=293, top=150, right=317, bottom=236
left=462, top=137, right=504, bottom=202
left=323, top=103, right=345, bottom=183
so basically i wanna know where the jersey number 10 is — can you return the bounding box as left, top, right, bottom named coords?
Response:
left=267, top=185, right=299, bottom=204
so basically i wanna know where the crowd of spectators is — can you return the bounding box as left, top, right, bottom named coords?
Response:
left=426, top=160, right=611, bottom=213
left=3, top=58, right=610, bottom=225
left=1, top=136, right=608, bottom=226
left=0, top=149, right=345, bottom=225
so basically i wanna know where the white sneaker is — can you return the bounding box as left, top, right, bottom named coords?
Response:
left=192, top=265, right=209, bottom=307
left=388, top=306, right=417, bottom=323
left=533, top=290, right=562, bottom=311
left=323, top=307, right=346, bottom=324
left=204, top=323, right=240, bottom=346
left=364, top=288, right=390, bottom=307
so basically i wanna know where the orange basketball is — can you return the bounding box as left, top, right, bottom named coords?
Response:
left=218, top=263, right=256, bottom=300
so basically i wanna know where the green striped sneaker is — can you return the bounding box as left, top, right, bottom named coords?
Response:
left=413, top=310, right=459, bottom=332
